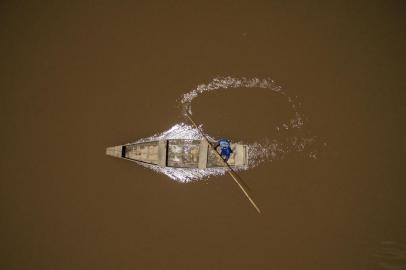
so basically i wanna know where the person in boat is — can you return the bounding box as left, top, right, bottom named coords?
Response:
left=214, top=138, right=233, bottom=162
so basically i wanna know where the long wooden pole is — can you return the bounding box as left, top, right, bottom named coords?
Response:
left=185, top=113, right=261, bottom=214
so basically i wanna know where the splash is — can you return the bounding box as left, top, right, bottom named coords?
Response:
left=134, top=160, right=227, bottom=183
left=181, top=77, right=283, bottom=113
left=135, top=123, right=204, bottom=143
left=128, top=76, right=321, bottom=182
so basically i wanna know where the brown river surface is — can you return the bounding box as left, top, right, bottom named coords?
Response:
left=1, top=1, right=405, bottom=269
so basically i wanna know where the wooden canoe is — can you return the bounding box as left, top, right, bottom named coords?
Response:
left=106, top=139, right=248, bottom=169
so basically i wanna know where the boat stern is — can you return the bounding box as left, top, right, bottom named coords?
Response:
left=106, top=145, right=124, bottom=158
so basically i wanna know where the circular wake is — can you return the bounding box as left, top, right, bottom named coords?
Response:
left=133, top=76, right=321, bottom=182
left=180, top=76, right=319, bottom=167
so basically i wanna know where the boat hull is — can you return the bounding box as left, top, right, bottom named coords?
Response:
left=106, top=139, right=248, bottom=169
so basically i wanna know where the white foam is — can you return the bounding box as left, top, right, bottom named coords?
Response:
left=134, top=123, right=204, bottom=143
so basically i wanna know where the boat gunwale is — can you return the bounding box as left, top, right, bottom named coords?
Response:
left=112, top=139, right=248, bottom=169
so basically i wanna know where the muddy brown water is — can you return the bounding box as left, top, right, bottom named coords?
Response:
left=1, top=2, right=405, bottom=270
